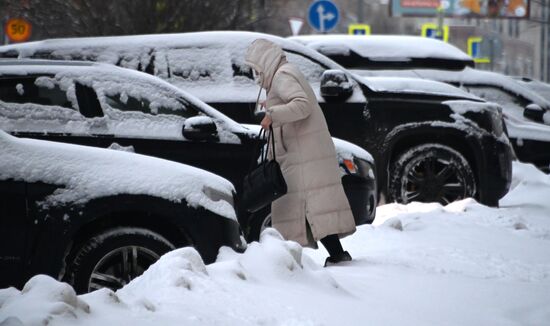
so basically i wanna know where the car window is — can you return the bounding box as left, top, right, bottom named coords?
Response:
left=103, top=91, right=198, bottom=119
left=0, top=77, right=73, bottom=109
left=285, top=52, right=326, bottom=84
left=465, top=85, right=528, bottom=120
left=0, top=76, right=88, bottom=134
left=161, top=47, right=231, bottom=85
left=70, top=70, right=198, bottom=119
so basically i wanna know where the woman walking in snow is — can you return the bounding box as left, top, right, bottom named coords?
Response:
left=245, top=39, right=356, bottom=266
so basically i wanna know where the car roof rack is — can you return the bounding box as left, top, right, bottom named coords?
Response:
left=0, top=58, right=95, bottom=67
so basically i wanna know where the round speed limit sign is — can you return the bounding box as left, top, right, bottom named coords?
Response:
left=5, top=18, right=32, bottom=43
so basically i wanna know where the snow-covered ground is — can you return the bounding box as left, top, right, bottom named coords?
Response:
left=1, top=161, right=550, bottom=326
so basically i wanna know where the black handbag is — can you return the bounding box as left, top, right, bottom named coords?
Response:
left=241, top=126, right=287, bottom=213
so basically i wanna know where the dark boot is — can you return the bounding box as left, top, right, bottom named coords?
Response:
left=324, top=251, right=352, bottom=267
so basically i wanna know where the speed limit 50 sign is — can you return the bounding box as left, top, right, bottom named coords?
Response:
left=5, top=18, right=32, bottom=43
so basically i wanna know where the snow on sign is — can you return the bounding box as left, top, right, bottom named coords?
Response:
left=5, top=18, right=32, bottom=43
left=308, top=0, right=339, bottom=33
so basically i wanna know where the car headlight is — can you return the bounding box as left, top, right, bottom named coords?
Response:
left=339, top=157, right=375, bottom=180
left=202, top=186, right=235, bottom=207
left=356, top=158, right=375, bottom=179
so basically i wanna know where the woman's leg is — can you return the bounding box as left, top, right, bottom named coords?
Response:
left=320, top=234, right=344, bottom=257
left=321, top=234, right=352, bottom=266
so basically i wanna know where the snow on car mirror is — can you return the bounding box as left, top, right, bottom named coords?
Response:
left=320, top=69, right=353, bottom=100
left=523, top=104, right=545, bottom=123
left=182, top=116, right=218, bottom=141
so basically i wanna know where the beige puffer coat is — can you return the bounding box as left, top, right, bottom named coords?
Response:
left=245, top=39, right=356, bottom=247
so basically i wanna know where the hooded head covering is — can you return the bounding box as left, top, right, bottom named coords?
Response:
left=245, top=39, right=287, bottom=91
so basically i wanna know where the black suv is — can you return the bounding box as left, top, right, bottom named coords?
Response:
left=0, top=59, right=377, bottom=239
left=0, top=32, right=513, bottom=206
left=289, top=34, right=550, bottom=173
left=0, top=130, right=244, bottom=293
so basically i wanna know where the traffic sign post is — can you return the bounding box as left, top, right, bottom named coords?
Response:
left=308, top=0, right=339, bottom=33
left=5, top=18, right=32, bottom=43
left=467, top=37, right=490, bottom=64
left=421, top=23, right=449, bottom=42
left=348, top=24, right=371, bottom=35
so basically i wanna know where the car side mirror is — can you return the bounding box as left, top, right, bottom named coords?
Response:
left=182, top=116, right=218, bottom=141
left=523, top=104, right=545, bottom=123
left=320, top=69, right=353, bottom=100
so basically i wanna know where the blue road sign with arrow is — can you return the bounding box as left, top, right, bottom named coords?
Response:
left=308, top=0, right=339, bottom=33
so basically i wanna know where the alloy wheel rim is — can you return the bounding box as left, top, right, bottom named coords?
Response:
left=88, top=246, right=160, bottom=292
left=402, top=156, right=467, bottom=205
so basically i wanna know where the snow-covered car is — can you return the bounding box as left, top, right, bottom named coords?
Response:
left=289, top=34, right=550, bottom=173
left=0, top=32, right=513, bottom=206
left=0, top=130, right=244, bottom=294
left=0, top=59, right=377, bottom=240
left=289, top=34, right=475, bottom=71
left=514, top=77, right=550, bottom=102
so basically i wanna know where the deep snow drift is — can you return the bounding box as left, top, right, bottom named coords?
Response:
left=1, top=161, right=550, bottom=325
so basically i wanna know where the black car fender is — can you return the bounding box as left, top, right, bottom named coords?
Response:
left=28, top=194, right=198, bottom=281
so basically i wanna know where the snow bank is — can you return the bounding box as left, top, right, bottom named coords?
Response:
left=0, top=131, right=236, bottom=219
left=2, top=162, right=550, bottom=325
left=501, top=161, right=550, bottom=211
left=0, top=230, right=343, bottom=326
left=0, top=275, right=90, bottom=326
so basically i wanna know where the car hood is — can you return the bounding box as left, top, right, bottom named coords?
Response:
left=354, top=67, right=550, bottom=110
left=355, top=75, right=483, bottom=102
left=0, top=131, right=236, bottom=220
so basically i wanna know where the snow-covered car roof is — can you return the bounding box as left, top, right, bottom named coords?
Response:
left=288, top=35, right=474, bottom=63
left=0, top=31, right=344, bottom=73
left=0, top=59, right=247, bottom=134
left=357, top=76, right=482, bottom=101
left=0, top=32, right=369, bottom=103
left=0, top=130, right=236, bottom=220
left=0, top=33, right=481, bottom=103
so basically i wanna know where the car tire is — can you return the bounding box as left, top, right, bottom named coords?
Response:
left=389, top=143, right=476, bottom=205
left=65, top=227, right=176, bottom=294
left=248, top=210, right=272, bottom=242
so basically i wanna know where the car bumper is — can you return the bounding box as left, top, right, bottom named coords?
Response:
left=478, top=135, right=513, bottom=206
left=342, top=175, right=377, bottom=225
left=188, top=210, right=247, bottom=264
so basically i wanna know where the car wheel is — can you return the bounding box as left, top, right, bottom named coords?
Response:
left=65, top=227, right=176, bottom=294
left=248, top=211, right=272, bottom=242
left=389, top=144, right=476, bottom=205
